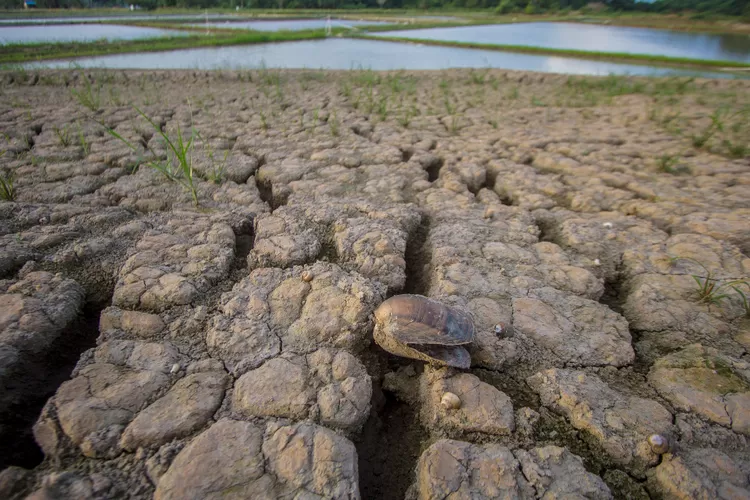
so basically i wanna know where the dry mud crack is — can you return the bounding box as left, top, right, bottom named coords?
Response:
left=0, top=68, right=749, bottom=499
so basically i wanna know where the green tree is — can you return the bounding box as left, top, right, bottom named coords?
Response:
left=495, top=0, right=514, bottom=13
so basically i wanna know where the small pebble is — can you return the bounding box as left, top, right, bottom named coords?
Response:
left=603, top=222, right=613, bottom=229
left=441, top=392, right=461, bottom=410
left=593, top=258, right=601, bottom=266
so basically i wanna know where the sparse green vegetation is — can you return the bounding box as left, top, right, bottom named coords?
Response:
left=724, top=140, right=747, bottom=158
left=309, top=108, right=320, bottom=134
left=0, top=170, right=15, bottom=201
left=531, top=95, right=546, bottom=107
left=103, top=107, right=199, bottom=205
left=565, top=74, right=647, bottom=97
left=53, top=124, right=72, bottom=147
left=70, top=73, right=102, bottom=112
left=449, top=113, right=461, bottom=135
left=198, top=134, right=229, bottom=185
left=377, top=95, right=389, bottom=121
left=468, top=69, right=489, bottom=85
left=206, top=150, right=229, bottom=184
left=340, top=81, right=353, bottom=100
left=443, top=96, right=456, bottom=115
left=732, top=283, right=750, bottom=318
left=655, top=101, right=749, bottom=159
left=657, top=154, right=690, bottom=175
left=329, top=112, right=340, bottom=137
left=77, top=123, right=90, bottom=156
left=398, top=106, right=415, bottom=128
left=671, top=257, right=750, bottom=313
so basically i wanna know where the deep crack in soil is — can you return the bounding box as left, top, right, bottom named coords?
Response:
left=402, top=214, right=431, bottom=297
left=356, top=387, right=427, bottom=500
left=0, top=303, right=102, bottom=471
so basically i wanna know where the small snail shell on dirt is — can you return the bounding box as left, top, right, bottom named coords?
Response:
left=494, top=322, right=514, bottom=338
left=301, top=270, right=314, bottom=282
left=170, top=363, right=181, bottom=374
left=373, top=294, right=475, bottom=369
left=648, top=434, right=669, bottom=454
left=441, top=392, right=462, bottom=410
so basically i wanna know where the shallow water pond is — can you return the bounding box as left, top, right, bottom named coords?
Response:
left=186, top=18, right=388, bottom=31
left=374, top=22, right=750, bottom=63
left=0, top=24, right=186, bottom=44
left=0, top=14, right=239, bottom=25
left=29, top=37, right=739, bottom=78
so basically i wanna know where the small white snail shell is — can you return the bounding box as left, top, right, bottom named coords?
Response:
left=648, top=434, right=669, bottom=454
left=441, top=392, right=461, bottom=410
left=593, top=258, right=601, bottom=266
left=170, top=363, right=181, bottom=374
left=301, top=270, right=314, bottom=282
left=603, top=222, right=613, bottom=229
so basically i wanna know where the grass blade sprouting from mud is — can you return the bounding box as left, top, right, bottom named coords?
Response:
left=135, top=107, right=198, bottom=206
left=70, top=72, right=102, bottom=112
left=100, top=107, right=199, bottom=205
left=0, top=171, right=15, bottom=201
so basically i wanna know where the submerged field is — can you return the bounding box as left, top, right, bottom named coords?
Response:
left=1, top=11, right=749, bottom=73
left=0, top=68, right=749, bottom=498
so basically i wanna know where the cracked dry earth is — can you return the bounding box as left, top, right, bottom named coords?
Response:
left=0, top=68, right=749, bottom=499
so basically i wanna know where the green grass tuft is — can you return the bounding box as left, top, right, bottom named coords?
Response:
left=0, top=170, right=15, bottom=201
left=70, top=73, right=102, bottom=112
left=53, top=124, right=72, bottom=147
left=671, top=256, right=750, bottom=311
left=102, top=107, right=199, bottom=205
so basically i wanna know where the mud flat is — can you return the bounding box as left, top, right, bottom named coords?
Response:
left=0, top=68, right=749, bottom=499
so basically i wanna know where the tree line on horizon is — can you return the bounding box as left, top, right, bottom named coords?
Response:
left=2, top=0, right=748, bottom=21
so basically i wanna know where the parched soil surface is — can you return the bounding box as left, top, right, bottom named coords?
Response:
left=0, top=68, right=749, bottom=499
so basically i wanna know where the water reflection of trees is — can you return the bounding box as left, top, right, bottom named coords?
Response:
left=718, top=34, right=750, bottom=59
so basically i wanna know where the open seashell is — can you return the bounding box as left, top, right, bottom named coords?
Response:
left=373, top=294, right=475, bottom=369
